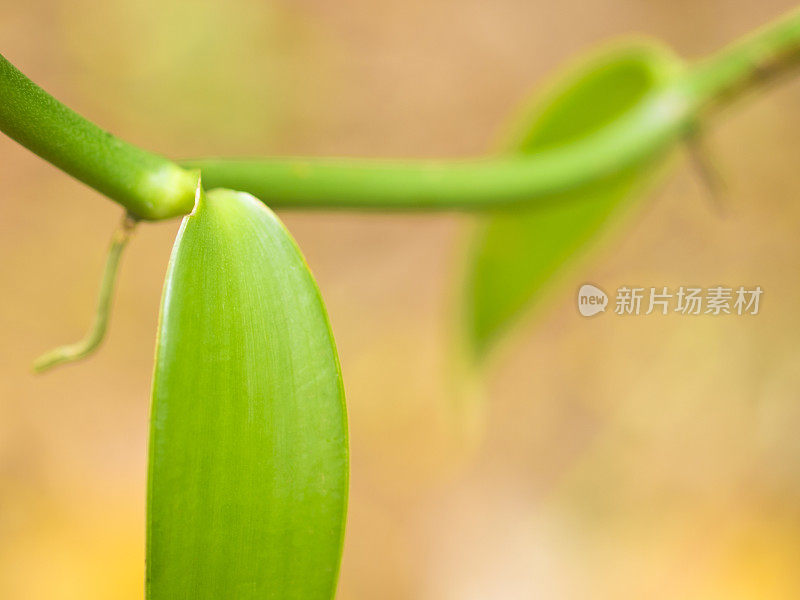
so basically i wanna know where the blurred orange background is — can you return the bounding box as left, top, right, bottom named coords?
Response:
left=2, top=0, right=800, bottom=598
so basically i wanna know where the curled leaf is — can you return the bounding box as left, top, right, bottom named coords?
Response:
left=465, top=41, right=683, bottom=358
left=147, top=189, right=348, bottom=599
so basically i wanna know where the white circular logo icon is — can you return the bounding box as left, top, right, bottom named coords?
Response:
left=577, top=284, right=608, bottom=317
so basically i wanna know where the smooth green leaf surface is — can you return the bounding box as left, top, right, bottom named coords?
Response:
left=465, top=42, right=682, bottom=357
left=147, top=189, right=348, bottom=599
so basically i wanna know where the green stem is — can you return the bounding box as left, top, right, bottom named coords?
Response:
left=182, top=98, right=685, bottom=211
left=2, top=9, right=800, bottom=217
left=33, top=214, right=137, bottom=373
left=685, top=8, right=800, bottom=110
left=184, top=8, right=800, bottom=211
left=0, top=54, right=198, bottom=220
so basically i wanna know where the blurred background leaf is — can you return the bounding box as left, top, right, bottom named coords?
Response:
left=464, top=41, right=682, bottom=358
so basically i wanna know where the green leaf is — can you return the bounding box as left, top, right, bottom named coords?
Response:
left=147, top=188, right=348, bottom=599
left=465, top=41, right=683, bottom=358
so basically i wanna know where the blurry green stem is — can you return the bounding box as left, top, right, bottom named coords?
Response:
left=686, top=7, right=800, bottom=110
left=185, top=8, right=800, bottom=211
left=33, top=214, right=137, bottom=373
left=1, top=9, right=800, bottom=217
left=0, top=54, right=198, bottom=220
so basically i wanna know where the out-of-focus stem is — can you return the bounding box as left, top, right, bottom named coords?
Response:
left=684, top=7, right=800, bottom=111
left=185, top=8, right=800, bottom=211
left=2, top=9, right=800, bottom=217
